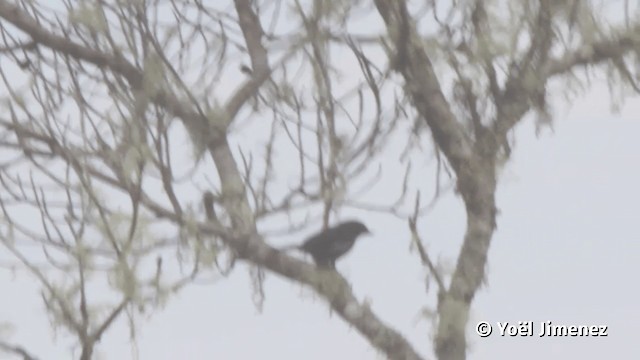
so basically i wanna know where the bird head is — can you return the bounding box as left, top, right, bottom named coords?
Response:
left=343, top=220, right=371, bottom=237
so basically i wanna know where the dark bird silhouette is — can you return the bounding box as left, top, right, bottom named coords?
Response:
left=283, top=220, right=370, bottom=268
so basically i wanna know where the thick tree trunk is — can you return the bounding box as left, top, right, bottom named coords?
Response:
left=372, top=2, right=501, bottom=358
left=435, top=168, right=497, bottom=360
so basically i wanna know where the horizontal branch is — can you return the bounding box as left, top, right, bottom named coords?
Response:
left=547, top=24, right=640, bottom=76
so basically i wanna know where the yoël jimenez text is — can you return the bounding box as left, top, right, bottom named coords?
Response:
left=497, top=321, right=608, bottom=337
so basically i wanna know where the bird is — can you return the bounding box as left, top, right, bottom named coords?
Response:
left=240, top=64, right=253, bottom=75
left=282, top=220, right=371, bottom=268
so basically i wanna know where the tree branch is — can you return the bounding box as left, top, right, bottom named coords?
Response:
left=232, top=236, right=426, bottom=360
left=493, top=0, right=554, bottom=142
left=0, top=0, right=273, bottom=145
left=546, top=24, right=640, bottom=76
left=373, top=2, right=500, bottom=359
left=0, top=341, right=39, bottom=360
left=372, top=0, right=476, bottom=175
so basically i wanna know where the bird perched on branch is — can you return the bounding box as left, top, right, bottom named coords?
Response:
left=282, top=220, right=371, bottom=268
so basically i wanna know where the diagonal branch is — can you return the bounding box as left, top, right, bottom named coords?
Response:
left=0, top=340, right=39, bottom=360
left=197, top=2, right=424, bottom=356
left=493, top=0, right=554, bottom=141
left=0, top=0, right=273, bottom=139
left=223, top=233, right=426, bottom=360
left=372, top=0, right=476, bottom=175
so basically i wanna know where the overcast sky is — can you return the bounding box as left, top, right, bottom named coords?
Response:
left=1, top=3, right=640, bottom=360
left=2, top=82, right=638, bottom=360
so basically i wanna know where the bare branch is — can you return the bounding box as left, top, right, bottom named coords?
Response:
left=0, top=340, right=39, bottom=360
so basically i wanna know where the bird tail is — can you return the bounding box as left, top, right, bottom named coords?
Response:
left=278, top=244, right=301, bottom=252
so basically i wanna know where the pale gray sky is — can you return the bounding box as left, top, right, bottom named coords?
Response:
left=1, top=3, right=639, bottom=360
left=2, top=85, right=638, bottom=360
